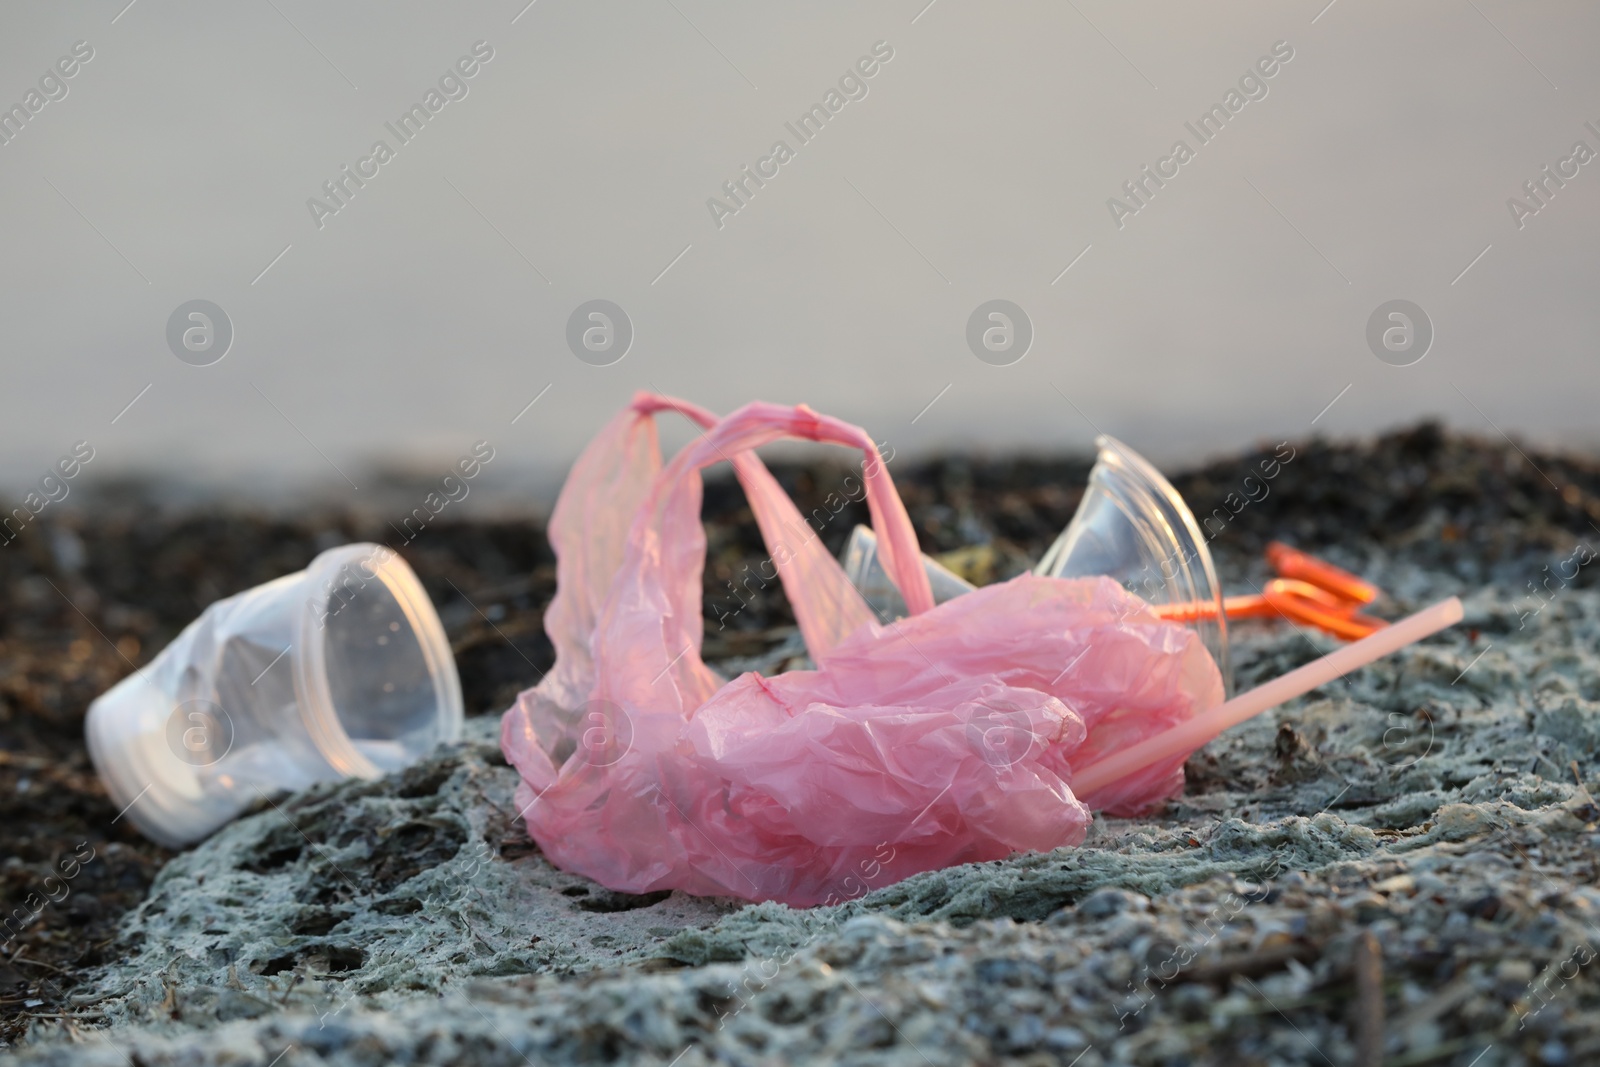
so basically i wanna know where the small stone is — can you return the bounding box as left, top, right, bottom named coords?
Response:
left=1496, top=959, right=1534, bottom=983
left=1541, top=1039, right=1571, bottom=1065
left=1044, top=1026, right=1087, bottom=1051
left=1075, top=888, right=1150, bottom=921
left=1004, top=1015, right=1045, bottom=1050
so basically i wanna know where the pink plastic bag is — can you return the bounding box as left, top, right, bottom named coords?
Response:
left=501, top=394, right=1225, bottom=907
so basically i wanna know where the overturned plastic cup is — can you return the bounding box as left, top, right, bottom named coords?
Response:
left=86, top=543, right=463, bottom=848
left=842, top=435, right=1231, bottom=694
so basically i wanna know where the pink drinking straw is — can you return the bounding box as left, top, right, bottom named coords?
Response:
left=1071, top=596, right=1464, bottom=799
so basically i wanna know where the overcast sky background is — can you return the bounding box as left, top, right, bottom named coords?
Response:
left=1, top=0, right=1596, bottom=510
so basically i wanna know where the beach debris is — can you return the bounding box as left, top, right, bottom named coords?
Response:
left=501, top=394, right=1462, bottom=906
left=85, top=544, right=461, bottom=847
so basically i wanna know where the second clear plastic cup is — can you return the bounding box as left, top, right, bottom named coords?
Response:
left=86, top=543, right=463, bottom=847
left=841, top=435, right=1231, bottom=694
left=1035, top=435, right=1230, bottom=694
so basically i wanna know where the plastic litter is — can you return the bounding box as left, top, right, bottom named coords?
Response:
left=1070, top=596, right=1463, bottom=797
left=844, top=436, right=1389, bottom=690
left=1037, top=435, right=1232, bottom=691
left=86, top=542, right=462, bottom=847
left=845, top=524, right=1389, bottom=659
left=500, top=392, right=1464, bottom=907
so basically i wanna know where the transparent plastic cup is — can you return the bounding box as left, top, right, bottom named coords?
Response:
left=1035, top=435, right=1230, bottom=695
left=841, top=435, right=1231, bottom=694
left=86, top=543, right=463, bottom=848
left=839, top=525, right=976, bottom=623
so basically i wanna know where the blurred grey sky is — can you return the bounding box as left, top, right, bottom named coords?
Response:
left=1, top=0, right=1596, bottom=506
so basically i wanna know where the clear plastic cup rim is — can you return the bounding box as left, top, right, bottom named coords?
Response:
left=294, top=543, right=464, bottom=780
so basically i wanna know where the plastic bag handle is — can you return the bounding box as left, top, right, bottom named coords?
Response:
left=593, top=400, right=936, bottom=709
left=642, top=400, right=934, bottom=619
left=629, top=394, right=890, bottom=659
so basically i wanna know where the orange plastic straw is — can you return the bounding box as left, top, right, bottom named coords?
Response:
left=1153, top=595, right=1276, bottom=623
left=1073, top=596, right=1464, bottom=798
left=1151, top=546, right=1387, bottom=640
left=1266, top=541, right=1379, bottom=605
left=1262, top=579, right=1387, bottom=640
left=1153, top=584, right=1385, bottom=639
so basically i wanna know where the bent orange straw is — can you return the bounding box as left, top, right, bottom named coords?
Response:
left=1266, top=540, right=1379, bottom=605
left=1151, top=544, right=1387, bottom=641
left=1262, top=579, right=1387, bottom=640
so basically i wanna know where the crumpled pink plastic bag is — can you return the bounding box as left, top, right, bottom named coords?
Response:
left=501, top=393, right=1224, bottom=906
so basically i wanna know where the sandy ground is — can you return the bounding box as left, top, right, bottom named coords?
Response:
left=4, top=423, right=1600, bottom=1066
